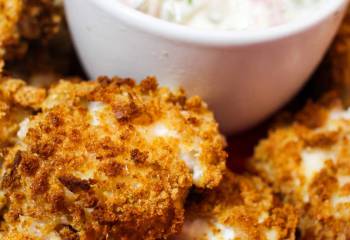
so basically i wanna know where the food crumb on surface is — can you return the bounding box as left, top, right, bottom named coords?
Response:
left=250, top=93, right=350, bottom=239
left=0, top=76, right=227, bottom=239
left=176, top=171, right=297, bottom=240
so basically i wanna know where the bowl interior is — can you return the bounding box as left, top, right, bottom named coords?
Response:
left=91, top=0, right=348, bottom=45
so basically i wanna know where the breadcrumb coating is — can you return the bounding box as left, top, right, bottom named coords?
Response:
left=176, top=171, right=297, bottom=240
left=0, top=77, right=46, bottom=149
left=0, top=0, right=62, bottom=72
left=250, top=93, right=350, bottom=239
left=0, top=76, right=227, bottom=239
left=320, top=5, right=350, bottom=105
left=0, top=0, right=22, bottom=71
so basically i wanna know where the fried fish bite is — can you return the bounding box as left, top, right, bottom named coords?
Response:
left=320, top=6, right=350, bottom=105
left=176, top=171, right=297, bottom=240
left=0, top=0, right=22, bottom=70
left=250, top=93, right=350, bottom=239
left=0, top=77, right=45, bottom=149
left=0, top=0, right=62, bottom=72
left=0, top=76, right=227, bottom=239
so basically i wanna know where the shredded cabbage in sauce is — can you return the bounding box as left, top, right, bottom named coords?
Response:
left=120, top=0, right=326, bottom=30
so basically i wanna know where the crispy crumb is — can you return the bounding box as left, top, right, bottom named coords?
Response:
left=0, top=77, right=46, bottom=149
left=318, top=6, right=350, bottom=106
left=0, top=0, right=62, bottom=73
left=250, top=93, right=350, bottom=239
left=0, top=77, right=227, bottom=239
left=176, top=171, right=298, bottom=240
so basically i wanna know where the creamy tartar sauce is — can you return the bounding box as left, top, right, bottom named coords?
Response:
left=120, top=0, right=325, bottom=30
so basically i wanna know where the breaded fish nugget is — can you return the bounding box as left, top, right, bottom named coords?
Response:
left=251, top=93, right=350, bottom=239
left=0, top=77, right=45, bottom=148
left=0, top=0, right=62, bottom=72
left=0, top=77, right=226, bottom=239
left=176, top=171, right=297, bottom=240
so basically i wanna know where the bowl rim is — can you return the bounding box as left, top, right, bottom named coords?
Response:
left=88, top=0, right=347, bottom=46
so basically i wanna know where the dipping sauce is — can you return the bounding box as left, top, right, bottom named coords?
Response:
left=120, top=0, right=326, bottom=30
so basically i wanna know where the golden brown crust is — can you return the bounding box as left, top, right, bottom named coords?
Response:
left=250, top=93, right=350, bottom=239
left=0, top=77, right=227, bottom=239
left=0, top=0, right=22, bottom=70
left=0, top=77, right=46, bottom=149
left=176, top=171, right=297, bottom=240
left=317, top=6, right=350, bottom=106
left=0, top=0, right=62, bottom=72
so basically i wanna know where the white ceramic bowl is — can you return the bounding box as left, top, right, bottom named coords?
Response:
left=64, top=0, right=348, bottom=133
